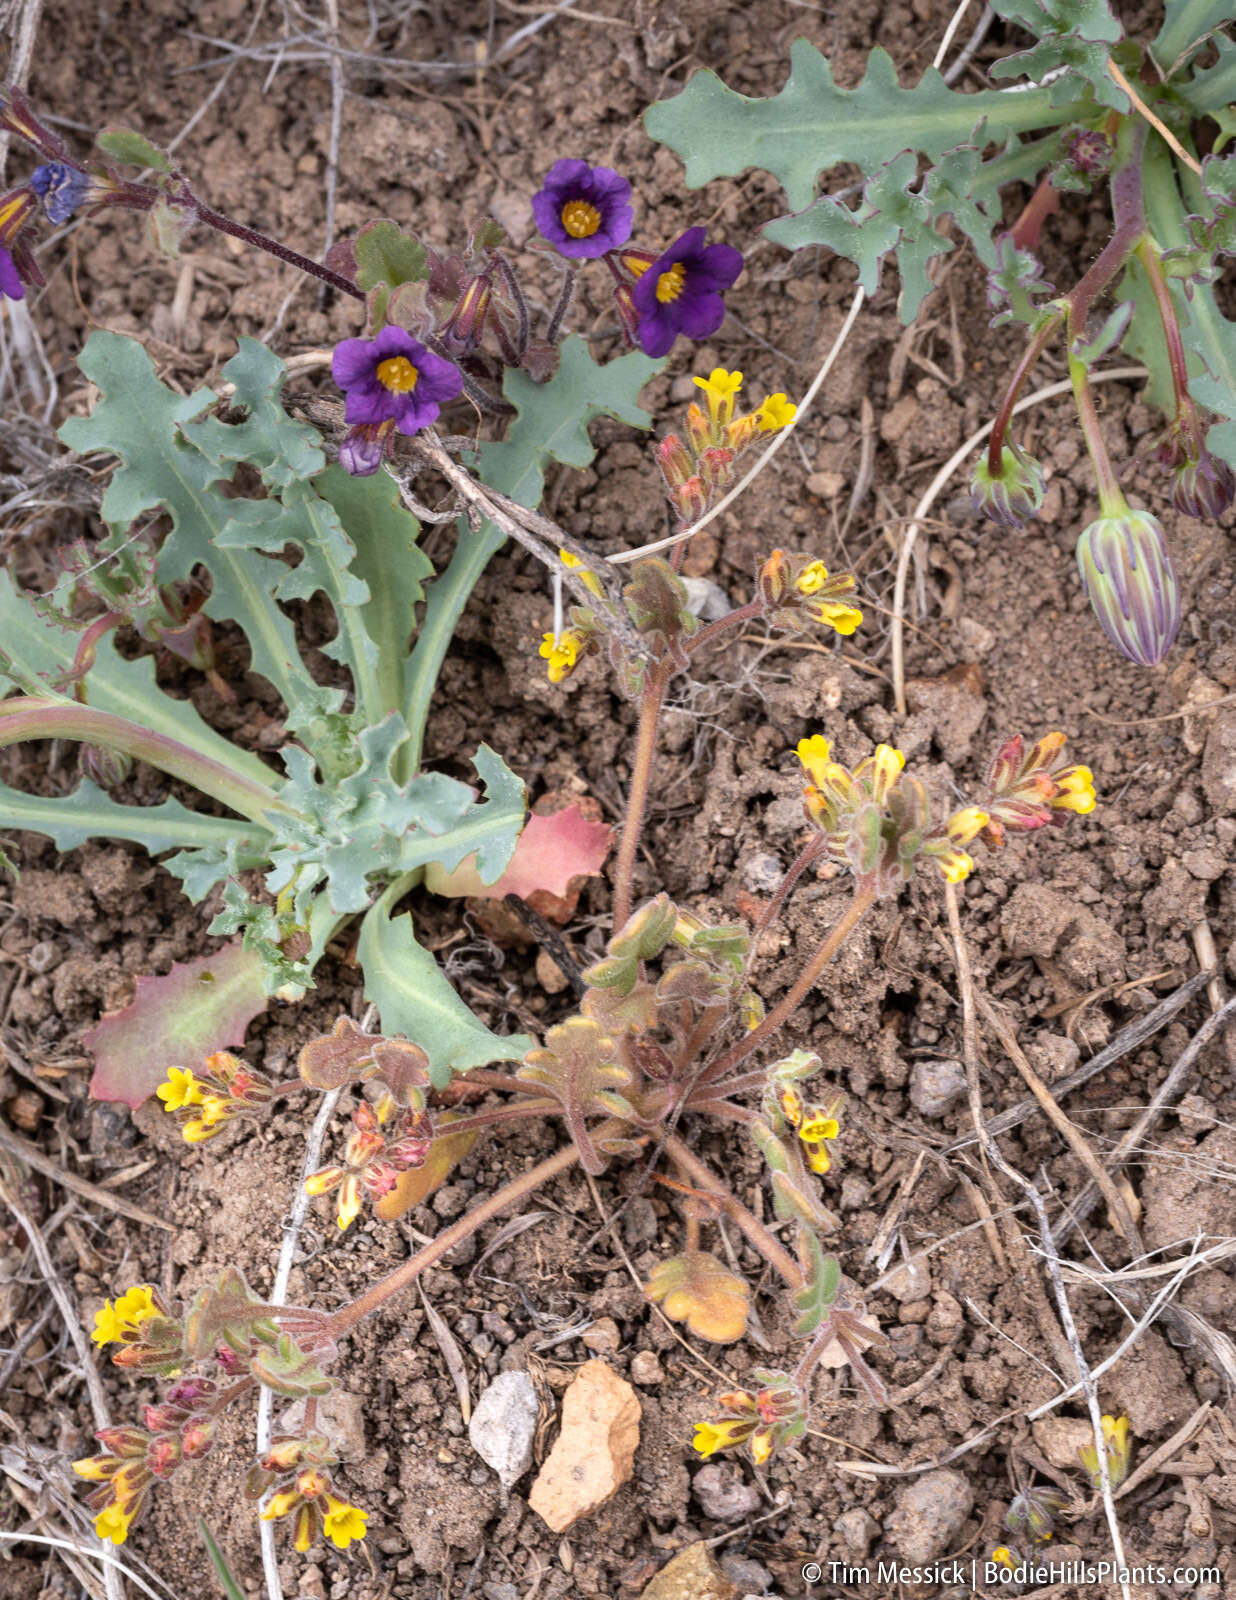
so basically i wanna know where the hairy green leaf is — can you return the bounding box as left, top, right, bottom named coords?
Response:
left=1155, top=0, right=1236, bottom=78
left=1176, top=29, right=1236, bottom=113
left=352, top=219, right=430, bottom=291
left=96, top=126, right=171, bottom=170
left=357, top=882, right=532, bottom=1087
left=0, top=776, right=266, bottom=859
left=989, top=0, right=1129, bottom=111
left=645, top=39, right=1078, bottom=212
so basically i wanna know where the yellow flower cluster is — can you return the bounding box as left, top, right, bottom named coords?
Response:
left=260, top=1467, right=370, bottom=1551
left=693, top=367, right=798, bottom=446
left=1079, top=1413, right=1131, bottom=1489
left=779, top=1084, right=842, bottom=1174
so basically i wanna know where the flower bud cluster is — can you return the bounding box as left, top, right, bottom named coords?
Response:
left=305, top=1094, right=433, bottom=1230
left=245, top=1433, right=370, bottom=1552
left=977, top=731, right=1096, bottom=846
left=693, top=1370, right=805, bottom=1465
left=756, top=548, right=862, bottom=637
left=155, top=1051, right=273, bottom=1143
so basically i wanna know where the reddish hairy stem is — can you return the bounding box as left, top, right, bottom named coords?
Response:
left=422, top=1099, right=560, bottom=1139
left=661, top=1132, right=802, bottom=1289
left=611, top=659, right=671, bottom=933
left=436, top=1070, right=547, bottom=1100
left=685, top=599, right=762, bottom=655
left=325, top=1138, right=584, bottom=1338
left=1134, top=234, right=1204, bottom=452
left=696, top=885, right=878, bottom=1087
left=744, top=833, right=827, bottom=971
left=985, top=310, right=1065, bottom=476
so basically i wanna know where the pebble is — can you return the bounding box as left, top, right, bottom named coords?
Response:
left=742, top=852, right=784, bottom=895
left=834, top=1506, right=880, bottom=1558
left=884, top=1253, right=931, bottom=1303
left=639, top=1541, right=739, bottom=1599
left=629, top=1350, right=664, bottom=1386
left=483, top=1585, right=519, bottom=1600
left=886, top=1469, right=974, bottom=1563
left=692, top=1462, right=761, bottom=1523
left=582, top=1317, right=621, bottom=1355
left=909, top=1056, right=967, bottom=1118
left=528, top=1360, right=641, bottom=1532
left=623, top=1197, right=660, bottom=1246
left=719, top=1554, right=773, bottom=1591
left=680, top=575, right=731, bottom=622
left=468, top=1370, right=539, bottom=1491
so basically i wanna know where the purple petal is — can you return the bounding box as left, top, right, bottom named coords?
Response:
left=343, top=378, right=391, bottom=425
left=0, top=248, right=24, bottom=301
left=674, top=291, right=726, bottom=342
left=332, top=337, right=377, bottom=389
left=636, top=304, right=677, bottom=359
left=371, top=324, right=419, bottom=361
left=690, top=241, right=744, bottom=292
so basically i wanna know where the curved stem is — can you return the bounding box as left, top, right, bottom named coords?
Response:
left=1133, top=233, right=1204, bottom=451
left=325, top=1136, right=584, bottom=1338
left=421, top=1098, right=559, bottom=1139
left=661, top=1132, right=802, bottom=1289
left=986, top=310, right=1065, bottom=475
left=744, top=832, right=826, bottom=973
left=685, top=600, right=762, bottom=656
left=0, top=697, right=291, bottom=825
left=697, top=884, right=878, bottom=1087
left=612, top=659, right=670, bottom=932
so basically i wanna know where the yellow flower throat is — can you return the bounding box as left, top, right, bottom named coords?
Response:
left=377, top=355, right=419, bottom=393
left=561, top=199, right=601, bottom=239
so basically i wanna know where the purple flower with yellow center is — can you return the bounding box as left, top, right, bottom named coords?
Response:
left=630, top=227, right=743, bottom=359
left=531, top=158, right=633, bottom=260
left=331, top=325, right=463, bottom=436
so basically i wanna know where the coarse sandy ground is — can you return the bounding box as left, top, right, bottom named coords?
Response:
left=1, top=2, right=1235, bottom=1598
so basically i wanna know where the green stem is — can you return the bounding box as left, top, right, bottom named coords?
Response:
left=1069, top=344, right=1127, bottom=513
left=697, top=884, right=878, bottom=1087
left=611, top=659, right=671, bottom=933
left=0, top=698, right=293, bottom=826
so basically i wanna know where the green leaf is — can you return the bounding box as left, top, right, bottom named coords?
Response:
left=183, top=337, right=324, bottom=493
left=644, top=38, right=1079, bottom=212
left=198, top=1520, right=246, bottom=1600
left=83, top=942, right=269, bottom=1107
left=479, top=335, right=663, bottom=503
left=0, top=776, right=267, bottom=859
left=358, top=881, right=532, bottom=1088
left=58, top=332, right=342, bottom=752
left=353, top=219, right=430, bottom=291
left=1154, top=0, right=1236, bottom=77
left=792, top=1232, right=842, bottom=1337
left=989, top=0, right=1128, bottom=112
left=1176, top=29, right=1236, bottom=113
left=96, top=126, right=171, bottom=171
left=0, top=571, right=275, bottom=791
left=315, top=464, right=433, bottom=722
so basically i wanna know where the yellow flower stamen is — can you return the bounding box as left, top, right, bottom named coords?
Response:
left=656, top=262, right=686, bottom=303
left=756, top=393, right=796, bottom=432
left=561, top=199, right=601, bottom=239
left=376, top=355, right=419, bottom=394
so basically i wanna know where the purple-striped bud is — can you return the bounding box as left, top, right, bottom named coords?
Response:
left=1076, top=508, right=1180, bottom=666
left=338, top=420, right=394, bottom=478
left=1169, top=449, right=1235, bottom=521
left=970, top=444, right=1045, bottom=529
left=440, top=273, right=492, bottom=354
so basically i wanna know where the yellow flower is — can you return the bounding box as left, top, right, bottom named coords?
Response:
left=293, top=1503, right=317, bottom=1553
left=750, top=1427, right=775, bottom=1464
left=156, top=1066, right=204, bottom=1112
left=804, top=596, right=863, bottom=635
left=95, top=1501, right=135, bottom=1545
left=261, top=1488, right=301, bottom=1522
left=803, top=1142, right=832, bottom=1175
left=779, top=1085, right=804, bottom=1128
left=934, top=847, right=975, bottom=884
left=945, top=806, right=989, bottom=847
left=1103, top=1413, right=1128, bottom=1452
left=181, top=1094, right=232, bottom=1143
left=795, top=559, right=832, bottom=596
left=337, top=1174, right=363, bottom=1231
left=992, top=1546, right=1018, bottom=1571
left=796, top=734, right=833, bottom=788
left=692, top=1418, right=752, bottom=1459
left=322, top=1495, right=369, bottom=1549
left=305, top=1165, right=344, bottom=1197
left=799, top=1112, right=839, bottom=1144
left=73, top=1455, right=115, bottom=1481
left=693, top=367, right=743, bottom=429
left=538, top=628, right=586, bottom=684
left=756, top=393, right=796, bottom=432
left=559, top=548, right=603, bottom=598
left=91, top=1286, right=158, bottom=1347
left=1051, top=765, right=1096, bottom=814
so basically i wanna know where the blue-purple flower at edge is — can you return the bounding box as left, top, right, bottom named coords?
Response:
left=331, top=325, right=463, bottom=434
left=531, top=159, right=633, bottom=261
left=0, top=245, right=23, bottom=301
left=31, top=162, right=93, bottom=225
left=630, top=227, right=743, bottom=359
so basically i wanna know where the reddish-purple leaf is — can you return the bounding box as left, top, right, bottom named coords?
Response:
left=84, top=943, right=269, bottom=1108
left=426, top=802, right=612, bottom=901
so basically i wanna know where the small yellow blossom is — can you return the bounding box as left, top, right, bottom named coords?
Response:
left=779, top=1085, right=804, bottom=1128
left=73, top=1455, right=115, bottom=1481
left=692, top=1418, right=752, bottom=1459
left=337, top=1174, right=363, bottom=1231
left=156, top=1066, right=204, bottom=1112
left=992, top=1546, right=1018, bottom=1571
left=935, top=847, right=975, bottom=884
left=945, top=806, right=989, bottom=847
left=538, top=628, right=586, bottom=684
left=804, top=596, right=863, bottom=635
left=803, top=1142, right=833, bottom=1175
left=795, top=559, right=832, bottom=596
left=756, top=393, right=797, bottom=432
left=750, top=1427, right=775, bottom=1464
left=261, top=1488, right=301, bottom=1522
left=559, top=548, right=603, bottom=598
left=799, top=1112, right=840, bottom=1144
left=322, top=1495, right=369, bottom=1549
left=91, top=1286, right=159, bottom=1347
left=693, top=367, right=744, bottom=429
left=95, top=1502, right=136, bottom=1545
left=1051, top=765, right=1096, bottom=814
left=795, top=734, right=833, bottom=788
left=181, top=1093, right=233, bottom=1143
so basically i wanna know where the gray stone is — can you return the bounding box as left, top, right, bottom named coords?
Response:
left=910, top=1057, right=967, bottom=1118
left=468, top=1370, right=539, bottom=1490
left=886, top=1469, right=973, bottom=1563
left=692, top=1462, right=761, bottom=1523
